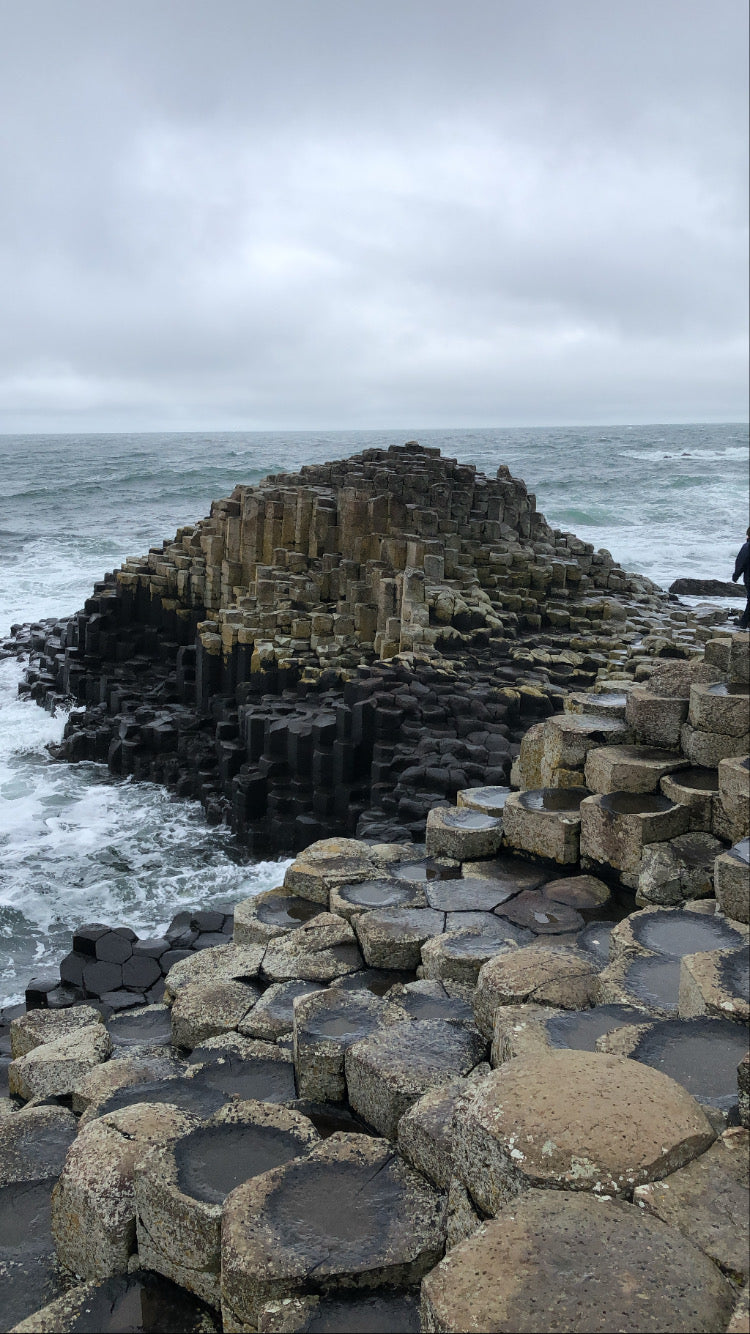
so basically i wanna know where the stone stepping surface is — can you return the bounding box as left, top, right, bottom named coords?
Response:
left=345, top=1019, right=487, bottom=1140
left=221, top=1133, right=445, bottom=1329
left=135, top=1103, right=319, bottom=1306
left=600, top=1016, right=750, bottom=1112
left=233, top=890, right=323, bottom=944
left=421, top=1189, right=736, bottom=1334
left=256, top=1288, right=421, bottom=1332
left=502, top=786, right=589, bottom=864
left=451, top=1050, right=715, bottom=1213
left=293, top=987, right=390, bottom=1102
left=9, top=1269, right=221, bottom=1333
left=491, top=1002, right=649, bottom=1065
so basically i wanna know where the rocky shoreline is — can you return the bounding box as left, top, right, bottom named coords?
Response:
left=1, top=443, right=748, bottom=1333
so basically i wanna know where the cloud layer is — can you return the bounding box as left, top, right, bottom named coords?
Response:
left=1, top=0, right=747, bottom=430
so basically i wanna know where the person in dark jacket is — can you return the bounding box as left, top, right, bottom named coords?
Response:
left=732, top=526, right=750, bottom=628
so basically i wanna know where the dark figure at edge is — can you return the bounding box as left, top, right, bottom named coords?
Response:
left=732, top=525, right=750, bottom=629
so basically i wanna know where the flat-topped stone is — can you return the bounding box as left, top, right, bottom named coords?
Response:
left=502, top=788, right=586, bottom=863
left=715, top=839, right=750, bottom=924
left=626, top=685, right=690, bottom=749
left=106, top=1004, right=173, bottom=1049
left=584, top=745, right=687, bottom=795
left=451, top=1050, right=715, bottom=1212
left=491, top=1002, right=647, bottom=1066
left=679, top=947, right=750, bottom=1025
left=283, top=839, right=403, bottom=905
left=420, top=1189, right=735, bottom=1334
left=382, top=979, right=475, bottom=1027
left=187, top=1036, right=297, bottom=1105
left=345, top=1019, right=486, bottom=1140
left=9, top=1023, right=112, bottom=1102
left=473, top=944, right=601, bottom=1039
left=580, top=791, right=690, bottom=874
left=233, top=891, right=323, bottom=944
left=495, top=890, right=584, bottom=935
left=718, top=755, right=750, bottom=843
left=456, top=785, right=511, bottom=816
left=461, top=855, right=549, bottom=892
left=171, top=978, right=261, bottom=1050
left=689, top=681, right=750, bottom=736
left=425, top=806, right=504, bottom=860
left=600, top=1016, right=750, bottom=1112
left=634, top=1128, right=749, bottom=1289
left=293, top=988, right=389, bottom=1102
left=52, top=1102, right=198, bottom=1281
left=221, top=1133, right=445, bottom=1329
left=136, top=1101, right=319, bottom=1307
left=539, top=712, right=631, bottom=787
left=597, top=953, right=683, bottom=1017
left=424, top=876, right=520, bottom=912
left=329, top=878, right=427, bottom=920
left=0, top=1106, right=77, bottom=1186
left=661, top=767, right=718, bottom=831
left=610, top=906, right=746, bottom=962
left=10, top=1005, right=104, bottom=1059
left=239, top=980, right=326, bottom=1042
left=164, top=944, right=265, bottom=1001
left=354, top=907, right=445, bottom=971
left=421, top=922, right=528, bottom=987
left=261, top=914, right=364, bottom=983
left=9, top=1271, right=221, bottom=1334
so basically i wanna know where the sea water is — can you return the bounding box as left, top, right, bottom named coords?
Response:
left=0, top=424, right=747, bottom=1004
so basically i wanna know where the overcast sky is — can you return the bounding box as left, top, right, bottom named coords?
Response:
left=1, top=0, right=747, bottom=432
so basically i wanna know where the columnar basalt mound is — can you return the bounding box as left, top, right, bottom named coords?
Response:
left=12, top=440, right=708, bottom=857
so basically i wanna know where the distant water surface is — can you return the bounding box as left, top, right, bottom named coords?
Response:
left=0, top=423, right=747, bottom=1003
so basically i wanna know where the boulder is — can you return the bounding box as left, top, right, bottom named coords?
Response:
left=261, top=914, right=364, bottom=983
left=9, top=1024, right=112, bottom=1102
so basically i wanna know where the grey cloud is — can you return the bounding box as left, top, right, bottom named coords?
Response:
left=0, top=0, right=747, bottom=430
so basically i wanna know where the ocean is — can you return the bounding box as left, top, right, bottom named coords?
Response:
left=0, top=423, right=747, bottom=1005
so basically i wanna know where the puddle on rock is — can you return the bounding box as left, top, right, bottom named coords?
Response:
left=576, top=922, right=616, bottom=964
left=339, top=880, right=419, bottom=909
left=300, top=1289, right=421, bottom=1333
left=707, top=682, right=749, bottom=697
left=190, top=1055, right=297, bottom=1103
left=633, top=1017, right=749, bottom=1109
left=65, top=1269, right=220, bottom=1332
left=601, top=792, right=674, bottom=816
left=96, top=1078, right=229, bottom=1122
left=623, top=956, right=682, bottom=1011
left=665, top=767, right=718, bottom=792
left=632, top=910, right=745, bottom=958
left=332, top=968, right=415, bottom=996
left=176, top=1122, right=304, bottom=1205
left=257, top=895, right=323, bottom=926
left=394, top=991, right=474, bottom=1024
left=395, top=861, right=461, bottom=882
left=304, top=999, right=384, bottom=1041
left=442, top=809, right=501, bottom=830
left=267, top=1157, right=404, bottom=1246
left=519, top=787, right=588, bottom=813
left=546, top=1005, right=647, bottom=1052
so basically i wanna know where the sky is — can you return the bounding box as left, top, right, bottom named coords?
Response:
left=0, top=0, right=747, bottom=433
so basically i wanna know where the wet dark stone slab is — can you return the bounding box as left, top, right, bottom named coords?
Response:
left=64, top=1270, right=220, bottom=1332
left=389, top=983, right=475, bottom=1026
left=300, top=994, right=385, bottom=1042
left=255, top=893, right=324, bottom=927
left=444, top=917, right=533, bottom=953
left=176, top=1122, right=306, bottom=1205
left=667, top=767, right=719, bottom=792
left=624, top=955, right=682, bottom=1012
left=601, top=792, right=675, bottom=815
left=393, top=860, right=458, bottom=882
left=0, top=1108, right=77, bottom=1183
left=546, top=1005, right=649, bottom=1052
left=632, top=910, right=745, bottom=958
left=577, top=921, right=616, bottom=964
left=496, top=891, right=584, bottom=936
left=299, top=1289, right=421, bottom=1332
left=518, top=786, right=589, bottom=812
left=189, top=1053, right=297, bottom=1103
left=441, top=809, right=501, bottom=830
left=332, top=968, right=415, bottom=997
left=0, top=1178, right=65, bottom=1329
left=338, top=880, right=422, bottom=910
left=720, top=950, right=750, bottom=1003
left=462, top=855, right=549, bottom=893
left=289, top=1102, right=376, bottom=1140
left=425, top=877, right=520, bottom=912
left=632, top=1017, right=750, bottom=1110
left=0, top=1055, right=10, bottom=1098
left=95, top=1076, right=229, bottom=1121
left=107, top=1006, right=173, bottom=1048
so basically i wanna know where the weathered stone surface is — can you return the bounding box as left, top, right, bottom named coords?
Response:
left=539, top=713, right=631, bottom=787
left=73, top=1051, right=177, bottom=1117
left=261, top=913, right=364, bottom=982
left=52, top=1102, right=197, bottom=1280
left=239, top=980, right=325, bottom=1042
left=456, top=785, right=511, bottom=816
left=293, top=987, right=388, bottom=1102
left=727, top=1283, right=750, bottom=1334
left=354, top=907, right=445, bottom=971
left=661, top=767, right=718, bottom=832
left=345, top=1020, right=486, bottom=1139
left=421, top=925, right=522, bottom=987
left=425, top=807, right=504, bottom=860
left=221, top=1133, right=445, bottom=1328
left=9, top=1024, right=112, bottom=1101
left=106, top=1003, right=173, bottom=1050
left=715, top=840, right=750, bottom=924
left=680, top=948, right=750, bottom=1025
left=473, top=945, right=601, bottom=1039
left=397, top=1068, right=489, bottom=1190
left=502, top=788, right=585, bottom=863
left=186, top=1035, right=297, bottom=1105
left=0, top=1105, right=77, bottom=1185
left=381, top=978, right=476, bottom=1027
left=461, top=855, right=548, bottom=892
left=329, top=877, right=427, bottom=920
left=599, top=1015, right=750, bottom=1113
left=171, top=979, right=261, bottom=1050
left=729, top=632, right=750, bottom=684
left=584, top=744, right=687, bottom=795
left=635, top=832, right=724, bottom=906
left=421, top=1189, right=736, bottom=1334
left=9, top=1271, right=221, bottom=1334
left=681, top=721, right=750, bottom=769
left=626, top=685, right=690, bottom=748
left=596, top=955, right=681, bottom=1017
left=490, top=1002, right=647, bottom=1066
left=283, top=839, right=393, bottom=904
left=689, top=682, right=750, bottom=737
left=10, top=1006, right=104, bottom=1059
left=233, top=890, right=323, bottom=944
left=164, top=944, right=265, bottom=1001
left=136, top=1101, right=319, bottom=1307
left=451, top=1051, right=715, bottom=1212
left=634, top=1128, right=749, bottom=1286
left=495, top=890, right=584, bottom=936
left=580, top=791, right=690, bottom=873
left=718, top=755, right=750, bottom=842
left=609, top=905, right=746, bottom=964
left=542, top=873, right=612, bottom=914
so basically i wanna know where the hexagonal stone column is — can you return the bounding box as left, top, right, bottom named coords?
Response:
left=715, top=839, right=750, bottom=923
left=679, top=947, right=749, bottom=1025
left=221, top=1133, right=445, bottom=1329
left=580, top=791, right=690, bottom=875
left=626, top=684, right=689, bottom=748
left=451, top=1050, right=715, bottom=1213
left=584, top=745, right=687, bottom=795
left=421, top=1190, right=735, bottom=1333
left=661, top=767, right=718, bottom=832
left=354, top=907, right=445, bottom=970
left=9, top=1023, right=112, bottom=1101
left=473, top=944, right=601, bottom=1039
left=345, top=1019, right=486, bottom=1139
left=171, top=978, right=261, bottom=1050
left=539, top=712, right=630, bottom=787
left=135, top=1102, right=319, bottom=1306
left=10, top=1005, right=104, bottom=1058
left=292, top=987, right=389, bottom=1101
left=502, top=787, right=587, bottom=863
left=51, top=1103, right=198, bottom=1280
left=233, top=890, right=322, bottom=944
left=425, top=808, right=504, bottom=860
left=261, top=913, right=364, bottom=982
left=718, top=755, right=750, bottom=842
